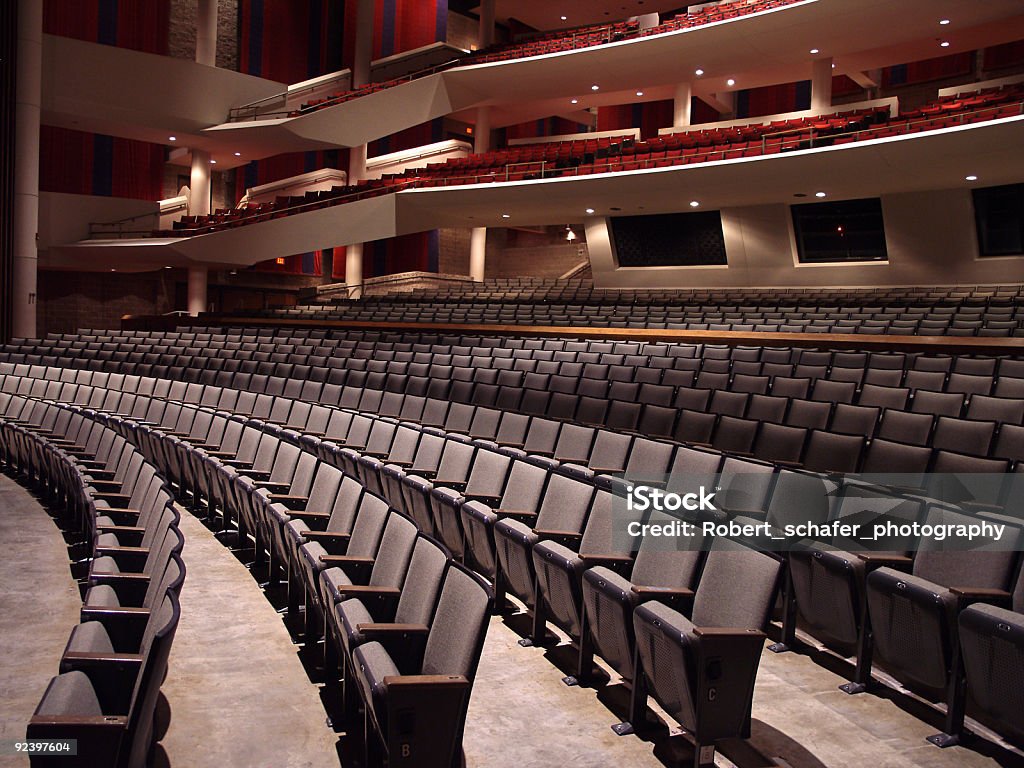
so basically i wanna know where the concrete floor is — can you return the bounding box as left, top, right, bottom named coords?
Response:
left=0, top=476, right=82, bottom=768
left=3, top=481, right=1023, bottom=768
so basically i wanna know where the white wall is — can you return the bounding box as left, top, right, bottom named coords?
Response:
left=39, top=192, right=159, bottom=251
left=589, top=188, right=1024, bottom=288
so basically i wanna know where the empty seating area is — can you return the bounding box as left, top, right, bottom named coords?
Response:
left=248, top=280, right=1024, bottom=337
left=157, top=81, right=1024, bottom=238
left=0, top=397, right=185, bottom=767
left=3, top=324, right=1024, bottom=763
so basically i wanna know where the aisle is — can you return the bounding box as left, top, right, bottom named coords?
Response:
left=0, top=476, right=81, bottom=768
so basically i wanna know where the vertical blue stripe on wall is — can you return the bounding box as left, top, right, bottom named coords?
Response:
left=735, top=90, right=750, bottom=119
left=301, top=252, right=317, bottom=274
left=245, top=161, right=258, bottom=192
left=305, top=151, right=318, bottom=173
left=631, top=103, right=644, bottom=134
left=381, top=0, right=397, bottom=57
left=308, top=0, right=322, bottom=78
left=93, top=135, right=114, bottom=196
left=431, top=118, right=444, bottom=143
left=435, top=0, right=448, bottom=41
left=373, top=241, right=386, bottom=277
left=248, top=0, right=264, bottom=76
left=98, top=0, right=118, bottom=45
left=795, top=80, right=811, bottom=111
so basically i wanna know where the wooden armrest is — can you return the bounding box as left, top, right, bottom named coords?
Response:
left=268, top=494, right=309, bottom=504
left=93, top=492, right=132, bottom=504
left=95, top=524, right=145, bottom=536
left=332, top=585, right=401, bottom=597
left=589, top=467, right=626, bottom=475
left=254, top=480, right=291, bottom=490
left=580, top=553, right=634, bottom=565
left=533, top=529, right=582, bottom=540
left=94, top=545, right=149, bottom=557
left=434, top=480, right=467, bottom=492
left=61, top=651, right=144, bottom=668
left=355, top=623, right=430, bottom=638
left=631, top=586, right=695, bottom=598
left=693, top=627, right=766, bottom=639
left=304, top=531, right=350, bottom=543
left=29, top=713, right=128, bottom=728
left=494, top=509, right=536, bottom=519
left=204, top=450, right=236, bottom=458
left=383, top=674, right=470, bottom=690
left=387, top=460, right=414, bottom=468
left=319, top=554, right=373, bottom=566
left=950, top=587, right=1012, bottom=606
left=288, top=510, right=332, bottom=520
left=87, top=479, right=123, bottom=489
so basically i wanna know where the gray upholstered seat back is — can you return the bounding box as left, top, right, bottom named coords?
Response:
left=368, top=513, right=418, bottom=587
left=692, top=538, right=781, bottom=630
left=422, top=566, right=490, bottom=680
left=394, top=537, right=449, bottom=625
left=344, top=495, right=389, bottom=556
left=533, top=474, right=594, bottom=532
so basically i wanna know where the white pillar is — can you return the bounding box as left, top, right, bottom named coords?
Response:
left=195, top=0, right=218, bottom=67
left=811, top=57, right=833, bottom=111
left=13, top=0, right=42, bottom=339
left=190, top=149, right=211, bottom=217
left=346, top=244, right=364, bottom=298
left=353, top=0, right=374, bottom=88
left=187, top=266, right=208, bottom=316
left=673, top=82, right=692, bottom=128
left=348, top=144, right=367, bottom=185
left=478, top=0, right=496, bottom=49
left=474, top=107, right=491, bottom=154
left=469, top=227, right=486, bottom=282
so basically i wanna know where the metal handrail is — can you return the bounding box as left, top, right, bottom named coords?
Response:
left=147, top=98, right=1023, bottom=239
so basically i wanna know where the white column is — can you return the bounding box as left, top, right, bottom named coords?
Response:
left=346, top=244, right=364, bottom=298
left=469, top=227, right=487, bottom=282
left=13, top=0, right=42, bottom=339
left=348, top=144, right=367, bottom=185
left=811, top=57, right=833, bottom=111
left=189, top=149, right=211, bottom=217
left=195, top=0, right=218, bottom=67
left=353, top=0, right=374, bottom=88
left=187, top=266, right=208, bottom=316
left=478, top=0, right=496, bottom=49
left=673, top=82, right=692, bottom=128
left=474, top=107, right=491, bottom=154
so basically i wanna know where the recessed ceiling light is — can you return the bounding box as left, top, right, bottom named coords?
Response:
left=585, top=208, right=595, bottom=214
left=726, top=78, right=736, bottom=86
left=210, top=159, right=217, bottom=164
left=168, top=136, right=176, bottom=141
left=501, top=213, right=510, bottom=218
left=560, top=15, right=567, bottom=20
left=940, top=40, right=950, bottom=47
left=234, top=152, right=241, bottom=157
left=695, top=68, right=704, bottom=76
left=636, top=91, right=644, bottom=97
left=110, top=268, right=116, bottom=272
left=815, top=191, right=827, bottom=198
left=965, top=175, right=978, bottom=181
left=571, top=98, right=578, bottom=104
left=809, top=48, right=819, bottom=54
left=591, top=84, right=600, bottom=91
left=689, top=201, right=700, bottom=208
left=939, top=18, right=950, bottom=25
left=164, top=265, right=172, bottom=269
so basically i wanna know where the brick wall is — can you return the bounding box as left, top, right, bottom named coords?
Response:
left=168, top=0, right=239, bottom=70
left=438, top=227, right=589, bottom=279
left=38, top=269, right=176, bottom=335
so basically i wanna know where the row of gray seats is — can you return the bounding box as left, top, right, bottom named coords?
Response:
left=0, top=397, right=184, bottom=768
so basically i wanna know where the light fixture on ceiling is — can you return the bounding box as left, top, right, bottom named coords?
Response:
left=571, top=98, right=579, bottom=104
left=965, top=175, right=978, bottom=181
left=560, top=15, right=567, bottom=21
left=689, top=200, right=700, bottom=208
left=565, top=225, right=577, bottom=241
left=591, top=84, right=600, bottom=91
left=815, top=191, right=827, bottom=198
left=501, top=213, right=511, bottom=218
left=809, top=48, right=819, bottom=54
left=110, top=268, right=117, bottom=272
left=940, top=40, right=950, bottom=47
left=636, top=90, right=644, bottom=97
left=234, top=152, right=241, bottom=157
left=210, top=159, right=217, bottom=164
left=164, top=265, right=172, bottom=269
left=695, top=68, right=704, bottom=76
left=168, top=136, right=176, bottom=141
left=939, top=18, right=950, bottom=25
left=585, top=208, right=595, bottom=214
left=726, top=78, right=736, bottom=86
